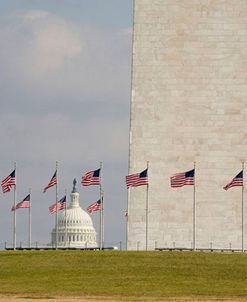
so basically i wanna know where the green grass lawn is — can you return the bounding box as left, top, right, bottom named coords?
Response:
left=0, top=250, right=246, bottom=298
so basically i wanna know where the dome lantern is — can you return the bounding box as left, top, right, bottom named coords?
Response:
left=70, top=178, right=79, bottom=208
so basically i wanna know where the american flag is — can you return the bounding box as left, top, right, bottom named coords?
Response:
left=81, top=168, right=100, bottom=186
left=125, top=169, right=148, bottom=188
left=1, top=170, right=16, bottom=193
left=223, top=170, right=243, bottom=190
left=87, top=199, right=101, bottom=213
left=49, top=195, right=66, bottom=214
left=12, top=194, right=30, bottom=211
left=43, top=171, right=57, bottom=193
left=170, top=169, right=195, bottom=188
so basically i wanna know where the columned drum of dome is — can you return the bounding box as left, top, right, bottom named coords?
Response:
left=128, top=1, right=247, bottom=250
left=51, top=179, right=97, bottom=248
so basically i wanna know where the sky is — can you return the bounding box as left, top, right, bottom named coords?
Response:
left=0, top=0, right=133, bottom=249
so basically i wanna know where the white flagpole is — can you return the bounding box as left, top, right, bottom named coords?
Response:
left=99, top=162, right=103, bottom=250
left=13, top=162, right=17, bottom=250
left=55, top=161, right=58, bottom=250
left=102, top=190, right=104, bottom=249
left=29, top=188, right=31, bottom=248
left=99, top=205, right=101, bottom=249
left=242, top=162, right=244, bottom=252
left=126, top=188, right=130, bottom=250
left=65, top=189, right=67, bottom=247
left=193, top=162, right=196, bottom=251
left=145, top=161, right=149, bottom=251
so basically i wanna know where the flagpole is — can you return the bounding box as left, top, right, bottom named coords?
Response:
left=242, top=161, right=244, bottom=252
left=99, top=161, right=103, bottom=250
left=13, top=162, right=17, bottom=250
left=145, top=161, right=149, bottom=251
left=29, top=188, right=31, bottom=248
left=102, top=190, right=104, bottom=249
left=55, top=161, right=58, bottom=250
left=193, top=161, right=196, bottom=251
left=126, top=188, right=130, bottom=250
left=65, top=189, right=67, bottom=247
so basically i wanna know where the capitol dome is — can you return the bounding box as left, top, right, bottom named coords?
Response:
left=51, top=179, right=97, bottom=248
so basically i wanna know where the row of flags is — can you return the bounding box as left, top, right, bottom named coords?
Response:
left=125, top=168, right=243, bottom=190
left=2, top=166, right=243, bottom=213
left=1, top=164, right=104, bottom=250
left=2, top=168, right=102, bottom=214
left=126, top=166, right=244, bottom=251
left=1, top=167, right=101, bottom=195
left=43, top=169, right=100, bottom=191
left=2, top=166, right=243, bottom=193
left=2, top=166, right=243, bottom=197
left=10, top=192, right=102, bottom=215
left=1, top=164, right=244, bottom=250
left=49, top=196, right=102, bottom=214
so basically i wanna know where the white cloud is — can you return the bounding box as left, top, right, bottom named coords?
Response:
left=0, top=10, right=82, bottom=77
left=0, top=10, right=132, bottom=105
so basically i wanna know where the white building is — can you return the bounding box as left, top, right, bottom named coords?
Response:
left=51, top=179, right=97, bottom=248
left=128, top=0, right=247, bottom=250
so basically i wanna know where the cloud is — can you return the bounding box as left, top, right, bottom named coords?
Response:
left=0, top=10, right=82, bottom=77
left=0, top=10, right=132, bottom=108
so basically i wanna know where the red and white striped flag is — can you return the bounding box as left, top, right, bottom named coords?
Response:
left=126, top=169, right=148, bottom=188
left=49, top=196, right=66, bottom=214
left=1, top=170, right=16, bottom=193
left=81, top=168, right=100, bottom=186
left=223, top=171, right=243, bottom=190
left=43, top=171, right=57, bottom=193
left=12, top=194, right=30, bottom=211
left=87, top=199, right=101, bottom=213
left=170, top=169, right=194, bottom=188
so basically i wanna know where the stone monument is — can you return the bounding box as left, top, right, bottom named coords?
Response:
left=128, top=0, right=247, bottom=250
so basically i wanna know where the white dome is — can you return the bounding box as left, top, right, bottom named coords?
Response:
left=50, top=179, right=97, bottom=248
left=58, top=207, right=94, bottom=228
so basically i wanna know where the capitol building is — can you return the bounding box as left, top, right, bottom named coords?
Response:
left=51, top=179, right=97, bottom=247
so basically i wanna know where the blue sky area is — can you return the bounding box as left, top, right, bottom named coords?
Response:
left=0, top=0, right=133, bottom=28
left=0, top=0, right=133, bottom=248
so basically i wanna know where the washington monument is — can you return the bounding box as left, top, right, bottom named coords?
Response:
left=128, top=0, right=247, bottom=250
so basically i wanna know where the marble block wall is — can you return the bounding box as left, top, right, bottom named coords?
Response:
left=128, top=0, right=247, bottom=250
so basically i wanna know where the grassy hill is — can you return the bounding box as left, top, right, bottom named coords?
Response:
left=0, top=250, right=247, bottom=299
